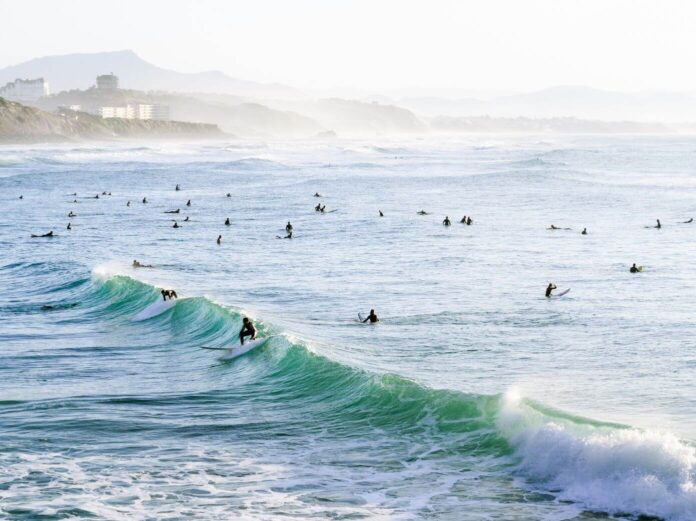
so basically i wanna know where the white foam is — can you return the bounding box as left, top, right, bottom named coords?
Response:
left=498, top=389, right=696, bottom=520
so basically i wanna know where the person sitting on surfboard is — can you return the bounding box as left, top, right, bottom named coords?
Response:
left=466, top=216, right=472, bottom=225
left=239, top=317, right=256, bottom=345
left=656, top=219, right=661, bottom=229
left=460, top=216, right=467, bottom=223
left=630, top=263, right=640, bottom=273
left=545, top=283, right=557, bottom=298
left=314, top=192, right=322, bottom=197
left=379, top=210, right=384, bottom=217
left=225, top=218, right=231, bottom=226
left=315, top=203, right=322, bottom=211
left=31, top=230, right=54, bottom=238
left=582, top=228, right=587, bottom=235
left=362, top=309, right=379, bottom=323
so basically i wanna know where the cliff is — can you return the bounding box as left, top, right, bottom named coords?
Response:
left=0, top=97, right=222, bottom=142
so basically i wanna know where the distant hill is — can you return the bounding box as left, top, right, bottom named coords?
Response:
left=429, top=115, right=669, bottom=134
left=0, top=50, right=302, bottom=99
left=35, top=88, right=324, bottom=138
left=0, top=97, right=222, bottom=142
left=399, top=85, right=696, bottom=122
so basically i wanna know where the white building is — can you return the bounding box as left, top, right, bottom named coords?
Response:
left=99, top=105, right=135, bottom=119
left=99, top=104, right=169, bottom=121
left=0, top=78, right=50, bottom=103
left=137, top=104, right=169, bottom=121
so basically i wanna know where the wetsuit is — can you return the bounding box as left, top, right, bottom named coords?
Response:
left=239, top=322, right=256, bottom=344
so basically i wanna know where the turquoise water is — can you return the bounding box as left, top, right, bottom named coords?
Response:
left=1, top=137, right=695, bottom=520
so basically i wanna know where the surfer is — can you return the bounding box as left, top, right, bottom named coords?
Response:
left=684, top=218, right=693, bottom=223
left=226, top=193, right=231, bottom=198
left=320, top=205, right=326, bottom=213
left=127, top=201, right=131, bottom=207
left=379, top=210, right=384, bottom=217
left=133, top=260, right=153, bottom=268
left=582, top=228, right=588, bottom=235
left=286, top=222, right=293, bottom=233
left=19, top=195, right=23, bottom=199
left=173, top=221, right=180, bottom=228
left=239, top=317, right=257, bottom=345
left=362, top=309, right=379, bottom=323
left=417, top=210, right=428, bottom=215
left=217, top=234, right=222, bottom=245
left=165, top=209, right=180, bottom=214
left=315, top=203, right=321, bottom=212
left=31, top=231, right=54, bottom=238
left=225, top=218, right=231, bottom=226
left=68, top=211, right=76, bottom=217
left=443, top=216, right=451, bottom=226
left=314, top=192, right=322, bottom=197
left=466, top=216, right=472, bottom=225
left=548, top=224, right=559, bottom=230
left=186, top=199, right=191, bottom=207
left=175, top=184, right=181, bottom=191
left=142, top=197, right=147, bottom=204
left=94, top=194, right=99, bottom=199
left=545, top=283, right=557, bottom=298
left=630, top=263, right=640, bottom=273
left=656, top=219, right=661, bottom=229
left=460, top=216, right=467, bottom=223
left=184, top=216, right=190, bottom=222
left=278, top=230, right=293, bottom=239
left=161, top=289, right=178, bottom=301
left=67, top=223, right=72, bottom=230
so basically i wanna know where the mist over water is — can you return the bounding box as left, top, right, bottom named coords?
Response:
left=1, top=137, right=695, bottom=520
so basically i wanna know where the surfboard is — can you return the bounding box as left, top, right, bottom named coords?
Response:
left=554, top=288, right=571, bottom=297
left=358, top=312, right=364, bottom=322
left=218, top=337, right=269, bottom=361
left=132, top=298, right=178, bottom=321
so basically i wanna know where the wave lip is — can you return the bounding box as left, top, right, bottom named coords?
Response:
left=499, top=391, right=696, bottom=521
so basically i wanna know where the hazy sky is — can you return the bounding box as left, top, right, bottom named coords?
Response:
left=2, top=0, right=695, bottom=94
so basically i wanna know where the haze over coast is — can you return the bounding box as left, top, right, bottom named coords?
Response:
left=1, top=49, right=695, bottom=142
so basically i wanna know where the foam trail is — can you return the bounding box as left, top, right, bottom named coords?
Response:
left=498, top=390, right=696, bottom=520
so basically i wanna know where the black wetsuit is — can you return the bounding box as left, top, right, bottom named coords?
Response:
left=239, top=322, right=256, bottom=343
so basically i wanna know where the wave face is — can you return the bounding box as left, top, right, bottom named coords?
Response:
left=0, top=265, right=693, bottom=519
left=3, top=138, right=696, bottom=519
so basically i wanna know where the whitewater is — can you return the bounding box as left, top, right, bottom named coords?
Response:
left=1, top=137, right=695, bottom=520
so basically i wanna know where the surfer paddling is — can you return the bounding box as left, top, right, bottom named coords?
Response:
left=362, top=309, right=379, bottom=323
left=31, top=231, right=54, bottom=238
left=545, top=283, right=557, bottom=298
left=133, top=260, right=153, bottom=268
left=239, top=317, right=256, bottom=345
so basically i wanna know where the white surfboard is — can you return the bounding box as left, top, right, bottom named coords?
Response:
left=218, top=337, right=269, bottom=361
left=553, top=288, right=571, bottom=297
left=132, top=298, right=178, bottom=321
left=358, top=312, right=364, bottom=322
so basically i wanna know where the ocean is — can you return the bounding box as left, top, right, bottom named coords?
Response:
left=1, top=136, right=695, bottom=520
